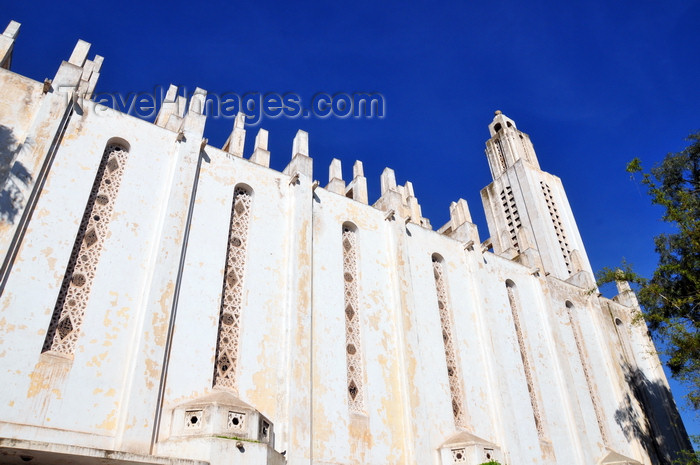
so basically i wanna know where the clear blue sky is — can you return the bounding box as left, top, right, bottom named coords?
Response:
left=4, top=0, right=699, bottom=441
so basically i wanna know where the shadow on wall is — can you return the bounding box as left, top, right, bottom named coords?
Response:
left=615, top=363, right=694, bottom=465
left=0, top=124, right=32, bottom=224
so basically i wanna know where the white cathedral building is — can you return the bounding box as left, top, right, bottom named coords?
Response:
left=0, top=20, right=692, bottom=465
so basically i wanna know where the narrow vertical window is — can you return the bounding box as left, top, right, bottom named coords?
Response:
left=495, top=139, right=507, bottom=171
left=520, top=134, right=533, bottom=163
left=433, top=254, right=467, bottom=428
left=43, top=141, right=129, bottom=355
left=500, top=186, right=521, bottom=252
left=506, top=280, right=544, bottom=438
left=540, top=181, right=572, bottom=273
left=214, top=186, right=252, bottom=391
left=566, top=301, right=608, bottom=443
left=342, top=223, right=364, bottom=413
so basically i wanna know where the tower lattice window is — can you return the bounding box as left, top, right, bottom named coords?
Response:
left=506, top=281, right=544, bottom=438
left=540, top=181, right=572, bottom=273
left=342, top=225, right=365, bottom=413
left=214, top=186, right=252, bottom=391
left=500, top=186, right=521, bottom=252
left=495, top=139, right=507, bottom=171
left=43, top=142, right=129, bottom=355
left=433, top=255, right=467, bottom=428
left=520, top=134, right=533, bottom=163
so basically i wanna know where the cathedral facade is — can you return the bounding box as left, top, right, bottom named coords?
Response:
left=0, top=21, right=692, bottom=465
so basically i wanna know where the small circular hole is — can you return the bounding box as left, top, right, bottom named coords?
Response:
left=71, top=273, right=86, bottom=286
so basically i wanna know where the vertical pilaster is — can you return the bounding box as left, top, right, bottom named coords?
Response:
left=383, top=219, right=426, bottom=465
left=0, top=40, right=101, bottom=296
left=117, top=90, right=207, bottom=453
left=346, top=160, right=368, bottom=204
left=0, top=21, right=20, bottom=70
left=223, top=113, right=246, bottom=157
left=282, top=130, right=313, bottom=465
left=326, top=158, right=345, bottom=195
left=250, top=128, right=270, bottom=167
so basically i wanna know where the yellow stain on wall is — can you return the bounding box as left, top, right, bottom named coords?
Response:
left=96, top=408, right=118, bottom=431
left=144, top=358, right=159, bottom=390
left=86, top=351, right=108, bottom=367
left=26, top=369, right=51, bottom=398
left=154, top=281, right=174, bottom=347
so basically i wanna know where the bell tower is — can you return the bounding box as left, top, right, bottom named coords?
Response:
left=484, top=110, right=540, bottom=178
left=480, top=111, right=594, bottom=286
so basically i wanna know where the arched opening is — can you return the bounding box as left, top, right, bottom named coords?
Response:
left=214, top=182, right=254, bottom=390
left=342, top=221, right=357, bottom=234
left=566, top=299, right=609, bottom=442
left=342, top=222, right=364, bottom=413
left=105, top=137, right=130, bottom=153
left=505, top=278, right=544, bottom=438
left=432, top=252, right=466, bottom=428
left=494, top=123, right=502, bottom=132
left=233, top=183, right=253, bottom=197
left=43, top=139, right=131, bottom=355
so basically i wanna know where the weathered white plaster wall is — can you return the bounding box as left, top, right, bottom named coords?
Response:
left=0, top=23, right=691, bottom=465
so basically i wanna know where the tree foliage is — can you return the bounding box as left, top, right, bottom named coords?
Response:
left=673, top=448, right=700, bottom=465
left=597, top=132, right=700, bottom=411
